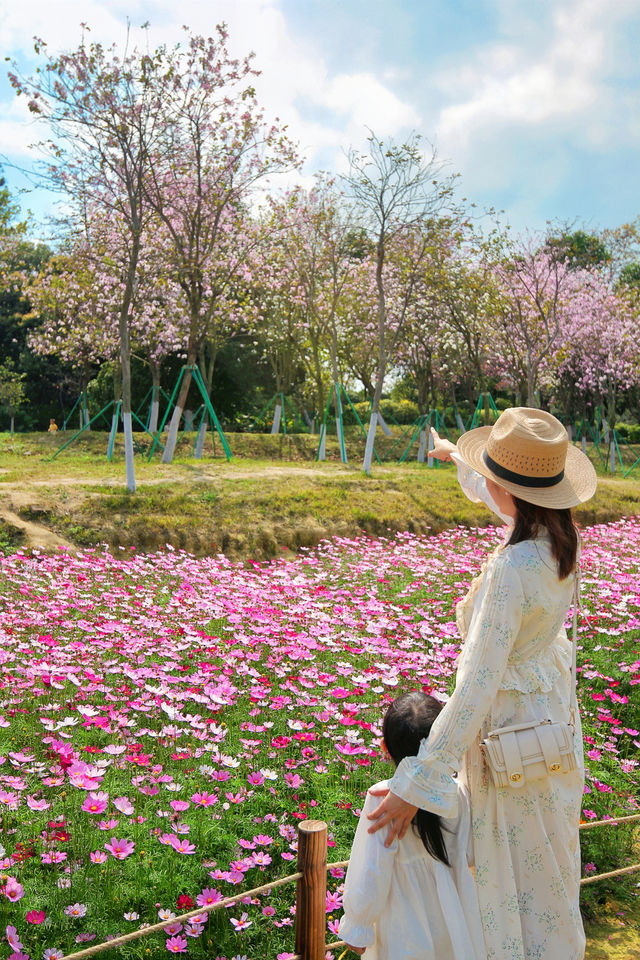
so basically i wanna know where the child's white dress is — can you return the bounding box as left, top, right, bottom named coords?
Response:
left=338, top=779, right=485, bottom=960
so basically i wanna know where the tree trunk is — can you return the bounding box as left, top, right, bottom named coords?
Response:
left=149, top=360, right=161, bottom=434
left=162, top=340, right=197, bottom=464
left=10, top=414, right=15, bottom=437
left=607, top=380, right=617, bottom=432
left=526, top=352, right=536, bottom=407
left=330, top=335, right=347, bottom=464
left=193, top=343, right=218, bottom=460
left=194, top=414, right=208, bottom=458
left=118, top=243, right=139, bottom=492
left=311, top=338, right=325, bottom=421
left=363, top=237, right=386, bottom=475
left=119, top=316, right=135, bottom=493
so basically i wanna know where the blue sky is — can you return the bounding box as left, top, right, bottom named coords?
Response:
left=1, top=0, right=639, bottom=237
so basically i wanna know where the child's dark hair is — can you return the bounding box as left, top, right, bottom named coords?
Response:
left=381, top=692, right=450, bottom=866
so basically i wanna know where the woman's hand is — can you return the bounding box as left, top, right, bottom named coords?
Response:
left=367, top=788, right=418, bottom=847
left=344, top=946, right=365, bottom=956
left=429, top=427, right=457, bottom=462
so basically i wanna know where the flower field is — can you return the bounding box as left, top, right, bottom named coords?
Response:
left=0, top=519, right=638, bottom=959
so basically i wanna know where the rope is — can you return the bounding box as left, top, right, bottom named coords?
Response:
left=580, top=862, right=640, bottom=885
left=57, top=813, right=640, bottom=959
left=59, top=871, right=303, bottom=960
left=579, top=813, right=640, bottom=831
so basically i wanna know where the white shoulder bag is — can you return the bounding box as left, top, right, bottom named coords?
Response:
left=479, top=573, right=580, bottom=789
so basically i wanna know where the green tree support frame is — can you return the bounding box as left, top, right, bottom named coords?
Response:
left=147, top=365, right=231, bottom=462
left=315, top=383, right=381, bottom=465
left=254, top=393, right=308, bottom=435
left=397, top=409, right=452, bottom=464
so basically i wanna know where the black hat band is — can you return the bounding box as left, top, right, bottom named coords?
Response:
left=483, top=450, right=565, bottom=488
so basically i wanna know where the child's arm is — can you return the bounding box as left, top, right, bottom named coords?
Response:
left=338, top=788, right=398, bottom=952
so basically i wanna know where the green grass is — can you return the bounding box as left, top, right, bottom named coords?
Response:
left=1, top=431, right=640, bottom=557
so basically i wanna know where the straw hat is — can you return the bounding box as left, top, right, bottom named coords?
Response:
left=456, top=407, right=597, bottom=509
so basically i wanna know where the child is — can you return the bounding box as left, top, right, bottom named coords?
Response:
left=338, top=692, right=485, bottom=960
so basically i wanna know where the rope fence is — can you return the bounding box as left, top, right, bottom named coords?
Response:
left=58, top=812, right=640, bottom=960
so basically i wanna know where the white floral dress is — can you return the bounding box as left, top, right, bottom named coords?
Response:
left=390, top=459, right=585, bottom=960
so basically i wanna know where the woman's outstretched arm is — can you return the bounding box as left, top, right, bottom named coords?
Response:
left=369, top=553, right=524, bottom=845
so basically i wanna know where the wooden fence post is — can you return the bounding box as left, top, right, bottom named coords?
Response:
left=295, top=819, right=327, bottom=960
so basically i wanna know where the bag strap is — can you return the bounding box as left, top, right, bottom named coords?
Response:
left=570, top=567, right=580, bottom=729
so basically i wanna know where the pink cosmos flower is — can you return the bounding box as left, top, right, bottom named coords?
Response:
left=41, top=852, right=67, bottom=865
left=190, top=791, right=217, bottom=807
left=230, top=912, right=252, bottom=931
left=196, top=888, right=223, bottom=907
left=43, top=951, right=64, bottom=960
left=26, top=911, right=46, bottom=924
left=253, top=834, right=274, bottom=846
left=8, top=952, right=29, bottom=960
left=184, top=922, right=205, bottom=937
left=326, top=891, right=343, bottom=912
left=6, top=926, right=22, bottom=951
left=113, top=796, right=134, bottom=815
left=165, top=935, right=188, bottom=953
left=90, top=850, right=108, bottom=863
left=64, top=903, right=87, bottom=918
left=81, top=793, right=109, bottom=814
left=168, top=837, right=195, bottom=855
left=3, top=878, right=25, bottom=901
left=26, top=796, right=51, bottom=811
left=98, top=819, right=119, bottom=830
left=169, top=800, right=190, bottom=812
left=251, top=851, right=272, bottom=867
left=104, top=838, right=135, bottom=860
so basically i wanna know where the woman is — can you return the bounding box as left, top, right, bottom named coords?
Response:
left=368, top=408, right=596, bottom=960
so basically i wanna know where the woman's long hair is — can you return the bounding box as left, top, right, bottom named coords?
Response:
left=381, top=692, right=450, bottom=866
left=507, top=497, right=579, bottom=580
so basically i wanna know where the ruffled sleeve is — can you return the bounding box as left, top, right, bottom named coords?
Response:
left=390, top=553, right=524, bottom=818
left=338, top=785, right=398, bottom=948
left=451, top=450, right=513, bottom=524
left=451, top=450, right=488, bottom=505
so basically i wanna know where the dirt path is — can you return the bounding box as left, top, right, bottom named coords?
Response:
left=0, top=500, right=74, bottom=551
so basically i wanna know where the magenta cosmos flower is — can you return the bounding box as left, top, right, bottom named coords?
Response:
left=190, top=791, right=217, bottom=807
left=26, top=910, right=46, bottom=924
left=81, top=792, right=109, bottom=815
left=104, top=838, right=135, bottom=860
left=196, top=887, right=223, bottom=907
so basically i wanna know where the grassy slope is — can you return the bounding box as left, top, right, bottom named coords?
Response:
left=1, top=431, right=640, bottom=557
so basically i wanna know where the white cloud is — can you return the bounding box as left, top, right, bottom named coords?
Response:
left=0, top=0, right=421, bottom=193
left=435, top=0, right=637, bottom=153
left=427, top=0, right=640, bottom=221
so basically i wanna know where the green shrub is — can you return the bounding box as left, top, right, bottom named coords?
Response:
left=343, top=399, right=420, bottom=426
left=615, top=422, right=640, bottom=443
